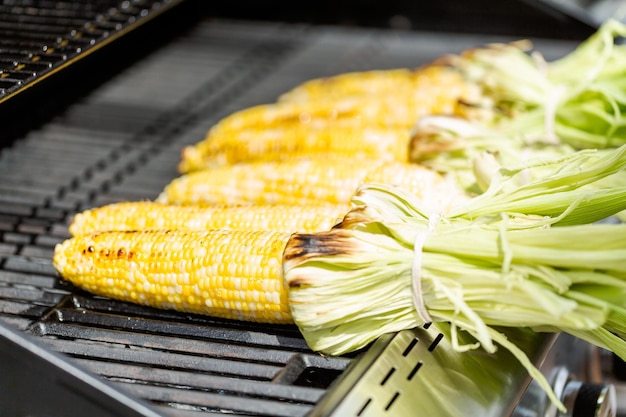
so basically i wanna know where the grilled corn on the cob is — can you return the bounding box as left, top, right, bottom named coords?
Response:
left=278, top=68, right=419, bottom=102
left=278, top=65, right=478, bottom=104
left=180, top=125, right=411, bottom=171
left=55, top=63, right=478, bottom=329
left=159, top=158, right=464, bottom=212
left=69, top=201, right=348, bottom=236
left=53, top=229, right=294, bottom=323
left=179, top=66, right=485, bottom=173
left=178, top=100, right=420, bottom=173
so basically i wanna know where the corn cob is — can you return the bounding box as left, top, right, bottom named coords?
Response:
left=178, top=100, right=414, bottom=173
left=278, top=65, right=479, bottom=104
left=179, top=66, right=485, bottom=173
left=53, top=229, right=294, bottom=324
left=180, top=125, right=411, bottom=171
left=69, top=201, right=348, bottom=236
left=163, top=158, right=372, bottom=206
left=159, top=158, right=464, bottom=212
left=278, top=68, right=420, bottom=103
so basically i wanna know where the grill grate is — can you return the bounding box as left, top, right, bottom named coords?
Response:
left=0, top=0, right=185, bottom=103
left=0, top=13, right=581, bottom=416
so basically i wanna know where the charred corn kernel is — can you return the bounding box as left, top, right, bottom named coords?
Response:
left=69, top=201, right=348, bottom=236
left=181, top=125, right=411, bottom=170
left=159, top=158, right=465, bottom=213
left=53, top=229, right=294, bottom=323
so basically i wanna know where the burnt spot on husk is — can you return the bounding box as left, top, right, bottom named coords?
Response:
left=284, top=230, right=354, bottom=261
left=283, top=229, right=363, bottom=289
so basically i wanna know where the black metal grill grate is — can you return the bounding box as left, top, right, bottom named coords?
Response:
left=0, top=12, right=580, bottom=416
left=0, top=0, right=184, bottom=102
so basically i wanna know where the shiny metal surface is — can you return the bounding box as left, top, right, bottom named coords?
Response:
left=561, top=381, right=617, bottom=417
left=311, top=323, right=555, bottom=417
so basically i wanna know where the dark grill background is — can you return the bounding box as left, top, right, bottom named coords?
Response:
left=0, top=2, right=586, bottom=415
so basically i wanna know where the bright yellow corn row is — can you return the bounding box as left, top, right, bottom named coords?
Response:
left=178, top=100, right=408, bottom=173
left=278, top=68, right=420, bottom=102
left=53, top=229, right=294, bottom=323
left=162, top=158, right=372, bottom=206
left=69, top=201, right=348, bottom=236
left=278, top=65, right=478, bottom=104
left=179, top=65, right=484, bottom=173
left=159, top=158, right=465, bottom=213
left=202, top=101, right=368, bottom=138
left=180, top=125, right=411, bottom=171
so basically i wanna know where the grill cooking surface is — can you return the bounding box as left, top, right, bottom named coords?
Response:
left=0, top=0, right=184, bottom=103
left=0, top=14, right=580, bottom=416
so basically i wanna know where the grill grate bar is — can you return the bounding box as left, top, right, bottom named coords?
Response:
left=75, top=360, right=326, bottom=403
left=0, top=12, right=96, bottom=27
left=0, top=298, right=53, bottom=318
left=35, top=321, right=309, bottom=366
left=3, top=254, right=59, bottom=276
left=126, top=384, right=313, bottom=417
left=0, top=269, right=61, bottom=289
left=0, top=49, right=65, bottom=61
left=49, top=305, right=310, bottom=351
left=38, top=337, right=285, bottom=381
left=0, top=286, right=65, bottom=305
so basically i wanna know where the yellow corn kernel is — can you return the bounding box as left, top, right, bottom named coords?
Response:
left=159, top=158, right=465, bottom=213
left=69, top=201, right=348, bottom=236
left=180, top=125, right=411, bottom=171
left=53, top=229, right=294, bottom=324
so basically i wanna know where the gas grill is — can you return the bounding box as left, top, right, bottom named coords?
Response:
left=0, top=1, right=624, bottom=416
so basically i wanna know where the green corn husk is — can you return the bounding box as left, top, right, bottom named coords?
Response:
left=456, top=144, right=626, bottom=224
left=459, top=18, right=626, bottom=149
left=410, top=20, right=626, bottom=193
left=283, top=146, right=626, bottom=412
